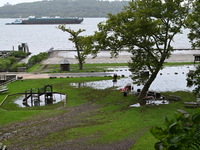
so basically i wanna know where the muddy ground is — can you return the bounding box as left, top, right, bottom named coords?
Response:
left=0, top=101, right=138, bottom=150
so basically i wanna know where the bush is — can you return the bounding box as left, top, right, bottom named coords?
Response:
left=0, top=58, right=11, bottom=71
left=11, top=63, right=26, bottom=72
left=187, top=64, right=200, bottom=97
left=10, top=51, right=27, bottom=59
left=27, top=52, right=48, bottom=68
left=151, top=112, right=200, bottom=150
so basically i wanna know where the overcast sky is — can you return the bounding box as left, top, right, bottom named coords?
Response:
left=0, top=0, right=42, bottom=7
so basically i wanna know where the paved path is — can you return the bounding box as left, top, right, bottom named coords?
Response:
left=0, top=72, right=113, bottom=79
left=42, top=50, right=200, bottom=64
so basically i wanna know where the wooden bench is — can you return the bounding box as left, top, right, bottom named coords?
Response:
left=184, top=102, right=200, bottom=108
left=168, top=95, right=182, bottom=101
left=177, top=109, right=190, bottom=118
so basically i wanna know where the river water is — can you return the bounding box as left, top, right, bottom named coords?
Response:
left=0, top=18, right=196, bottom=92
left=0, top=18, right=191, bottom=55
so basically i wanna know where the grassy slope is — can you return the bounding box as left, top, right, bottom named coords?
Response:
left=0, top=77, right=199, bottom=149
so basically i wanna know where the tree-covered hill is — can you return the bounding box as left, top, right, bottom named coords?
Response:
left=0, top=0, right=129, bottom=18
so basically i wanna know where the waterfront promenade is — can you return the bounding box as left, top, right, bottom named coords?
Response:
left=1, top=50, right=200, bottom=80
left=42, top=50, right=200, bottom=64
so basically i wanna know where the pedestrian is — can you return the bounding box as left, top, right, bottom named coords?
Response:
left=113, top=73, right=117, bottom=82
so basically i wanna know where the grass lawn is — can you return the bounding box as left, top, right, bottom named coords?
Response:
left=27, top=63, right=128, bottom=73
left=27, top=62, right=199, bottom=74
left=0, top=77, right=199, bottom=149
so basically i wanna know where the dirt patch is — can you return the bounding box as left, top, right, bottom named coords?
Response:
left=0, top=102, right=136, bottom=149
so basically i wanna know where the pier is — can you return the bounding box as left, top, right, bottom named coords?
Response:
left=0, top=43, right=30, bottom=58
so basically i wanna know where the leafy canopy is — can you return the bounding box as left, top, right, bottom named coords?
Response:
left=92, top=0, right=189, bottom=99
left=186, top=1, right=200, bottom=48
left=58, top=25, right=93, bottom=70
left=151, top=111, right=200, bottom=150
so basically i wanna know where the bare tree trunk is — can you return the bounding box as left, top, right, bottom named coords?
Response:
left=76, top=46, right=83, bottom=70
left=79, top=61, right=83, bottom=70
left=138, top=56, right=166, bottom=105
left=138, top=71, right=159, bottom=105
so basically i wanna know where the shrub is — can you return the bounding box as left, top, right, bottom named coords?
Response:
left=10, top=51, right=27, bottom=59
left=27, top=52, right=48, bottom=68
left=151, top=112, right=200, bottom=150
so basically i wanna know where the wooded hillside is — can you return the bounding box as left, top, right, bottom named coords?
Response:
left=0, top=0, right=129, bottom=18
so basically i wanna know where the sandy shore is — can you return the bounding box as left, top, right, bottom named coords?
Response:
left=42, top=50, right=200, bottom=64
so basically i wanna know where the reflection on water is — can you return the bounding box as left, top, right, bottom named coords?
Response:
left=130, top=100, right=169, bottom=107
left=71, top=65, right=196, bottom=92
left=14, top=94, right=66, bottom=107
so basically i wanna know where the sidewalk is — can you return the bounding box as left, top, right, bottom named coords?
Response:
left=42, top=50, right=200, bottom=64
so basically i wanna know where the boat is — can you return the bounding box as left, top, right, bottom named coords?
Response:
left=5, top=16, right=83, bottom=25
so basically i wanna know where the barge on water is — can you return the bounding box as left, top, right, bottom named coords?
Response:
left=6, top=16, right=84, bottom=25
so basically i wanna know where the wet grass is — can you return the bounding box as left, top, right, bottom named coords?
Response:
left=0, top=78, right=199, bottom=149
left=27, top=62, right=199, bottom=74
left=0, top=77, right=112, bottom=120
left=164, top=62, right=197, bottom=66
left=27, top=63, right=128, bottom=73
left=36, top=89, right=198, bottom=149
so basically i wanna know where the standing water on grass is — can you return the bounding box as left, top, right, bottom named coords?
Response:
left=14, top=94, right=66, bottom=107
left=71, top=65, right=196, bottom=92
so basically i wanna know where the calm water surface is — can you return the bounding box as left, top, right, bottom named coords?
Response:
left=0, top=18, right=107, bottom=55
left=0, top=18, right=191, bottom=55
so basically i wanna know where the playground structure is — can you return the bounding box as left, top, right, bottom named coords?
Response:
left=0, top=85, right=66, bottom=108
left=23, top=85, right=60, bottom=106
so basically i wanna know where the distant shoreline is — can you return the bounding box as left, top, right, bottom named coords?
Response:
left=42, top=50, right=200, bottom=64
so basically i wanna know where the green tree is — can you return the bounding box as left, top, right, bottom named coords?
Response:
left=186, top=65, right=200, bottom=97
left=0, top=0, right=128, bottom=18
left=92, top=0, right=189, bottom=102
left=184, top=1, right=200, bottom=97
left=58, top=25, right=92, bottom=70
left=0, top=59, right=11, bottom=72
left=151, top=112, right=200, bottom=150
left=186, top=0, right=200, bottom=48
left=10, top=51, right=27, bottom=59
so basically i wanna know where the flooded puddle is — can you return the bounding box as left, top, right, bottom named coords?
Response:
left=14, top=93, right=66, bottom=107
left=130, top=100, right=169, bottom=107
left=71, top=65, right=196, bottom=92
